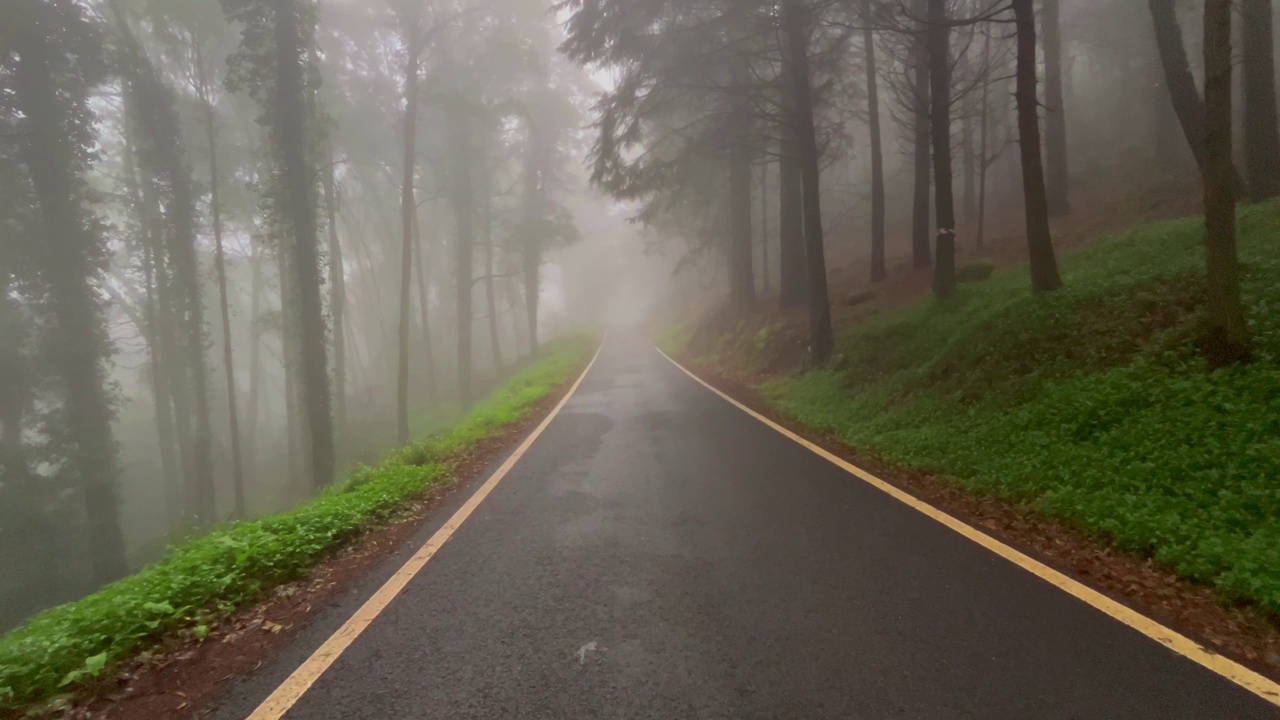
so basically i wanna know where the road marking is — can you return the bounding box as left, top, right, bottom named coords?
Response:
left=656, top=347, right=1280, bottom=707
left=246, top=341, right=604, bottom=720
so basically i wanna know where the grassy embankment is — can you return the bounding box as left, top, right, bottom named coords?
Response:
left=665, top=203, right=1280, bottom=614
left=0, top=333, right=596, bottom=713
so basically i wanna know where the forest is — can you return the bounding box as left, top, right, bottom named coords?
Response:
left=0, top=0, right=640, bottom=634
left=3, top=0, right=1280, bottom=715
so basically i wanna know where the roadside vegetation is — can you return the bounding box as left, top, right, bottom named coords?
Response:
left=0, top=334, right=594, bottom=714
left=666, top=203, right=1280, bottom=615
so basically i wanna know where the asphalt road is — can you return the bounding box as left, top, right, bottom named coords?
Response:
left=211, top=331, right=1277, bottom=719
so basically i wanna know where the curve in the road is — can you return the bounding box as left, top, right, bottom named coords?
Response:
left=657, top=347, right=1280, bottom=710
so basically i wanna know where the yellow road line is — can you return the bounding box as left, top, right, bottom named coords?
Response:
left=656, top=347, right=1280, bottom=707
left=246, top=341, right=604, bottom=720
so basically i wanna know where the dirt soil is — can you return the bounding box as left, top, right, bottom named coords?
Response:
left=681, top=356, right=1280, bottom=684
left=51, top=375, right=581, bottom=720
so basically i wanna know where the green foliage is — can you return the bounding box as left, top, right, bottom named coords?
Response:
left=753, top=203, right=1280, bottom=612
left=0, top=335, right=594, bottom=713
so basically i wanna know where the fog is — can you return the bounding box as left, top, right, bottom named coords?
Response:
left=0, top=0, right=1253, bottom=631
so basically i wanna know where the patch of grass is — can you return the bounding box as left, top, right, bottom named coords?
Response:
left=743, top=202, right=1280, bottom=612
left=0, top=333, right=596, bottom=714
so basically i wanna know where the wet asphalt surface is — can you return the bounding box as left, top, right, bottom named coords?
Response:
left=209, top=330, right=1277, bottom=719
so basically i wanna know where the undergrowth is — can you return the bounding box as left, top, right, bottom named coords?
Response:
left=699, top=202, right=1280, bottom=613
left=0, top=334, right=595, bottom=714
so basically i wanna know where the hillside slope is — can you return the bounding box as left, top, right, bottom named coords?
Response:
left=671, top=202, right=1280, bottom=613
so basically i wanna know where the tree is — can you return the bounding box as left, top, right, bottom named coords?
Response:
left=1011, top=0, right=1062, bottom=293
left=927, top=0, right=956, bottom=299
left=1200, top=0, right=1251, bottom=364
left=910, top=0, right=932, bottom=269
left=1241, top=0, right=1280, bottom=202
left=1041, top=0, right=1069, bottom=216
left=8, top=0, right=129, bottom=583
left=112, top=0, right=219, bottom=525
left=236, top=0, right=338, bottom=489
left=782, top=0, right=834, bottom=363
left=863, top=0, right=887, bottom=283
left=778, top=118, right=808, bottom=306
left=396, top=5, right=424, bottom=444
left=1146, top=0, right=1241, bottom=195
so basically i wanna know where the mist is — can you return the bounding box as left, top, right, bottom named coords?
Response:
left=0, top=0, right=1265, bottom=637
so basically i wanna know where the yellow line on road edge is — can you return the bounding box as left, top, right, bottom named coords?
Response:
left=656, top=347, right=1280, bottom=707
left=246, top=341, right=604, bottom=720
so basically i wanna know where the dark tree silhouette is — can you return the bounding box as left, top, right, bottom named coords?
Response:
left=1200, top=0, right=1251, bottom=364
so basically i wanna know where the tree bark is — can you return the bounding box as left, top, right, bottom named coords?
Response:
left=453, top=109, right=476, bottom=403
left=760, top=160, right=771, bottom=292
left=1242, top=0, right=1280, bottom=201
left=275, top=0, right=335, bottom=488
left=520, top=124, right=544, bottom=354
left=911, top=0, right=932, bottom=269
left=1013, top=0, right=1063, bottom=293
left=322, top=154, right=346, bottom=434
left=729, top=126, right=756, bottom=314
left=782, top=0, right=834, bottom=365
left=246, top=239, right=263, bottom=478
left=1201, top=0, right=1252, bottom=364
left=413, top=210, right=438, bottom=405
left=863, top=0, right=887, bottom=283
left=481, top=162, right=504, bottom=373
left=1146, top=0, right=1242, bottom=196
left=777, top=122, right=807, bottom=307
left=396, top=22, right=421, bottom=445
left=1042, top=0, right=1070, bottom=216
left=927, top=0, right=956, bottom=299
left=976, top=27, right=991, bottom=250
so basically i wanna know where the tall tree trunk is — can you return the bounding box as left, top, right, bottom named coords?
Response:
left=156, top=247, right=196, bottom=517
left=962, top=115, right=976, bottom=224
left=202, top=88, right=246, bottom=520
left=413, top=210, right=437, bottom=405
left=453, top=111, right=476, bottom=403
left=760, top=160, right=771, bottom=292
left=275, top=0, right=335, bottom=489
left=777, top=122, right=807, bottom=307
left=1201, top=0, right=1252, bottom=364
left=520, top=127, right=543, bottom=354
left=976, top=27, right=991, bottom=250
left=863, top=0, right=887, bottom=282
left=927, top=0, right=957, bottom=299
left=481, top=162, right=504, bottom=373
left=1042, top=0, right=1070, bottom=216
left=1013, top=0, right=1063, bottom=293
left=729, top=123, right=756, bottom=314
left=782, top=0, right=834, bottom=365
left=396, top=24, right=420, bottom=446
left=1242, top=0, right=1280, bottom=201
left=323, top=155, right=346, bottom=436
left=1147, top=0, right=1242, bottom=195
left=141, top=244, right=181, bottom=529
left=911, top=0, right=932, bottom=269
left=246, top=240, right=263, bottom=478
left=275, top=242, right=300, bottom=492
left=13, top=24, right=129, bottom=583
left=123, top=128, right=181, bottom=529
